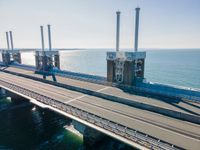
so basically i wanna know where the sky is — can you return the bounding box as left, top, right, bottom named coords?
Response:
left=0, top=0, right=200, bottom=49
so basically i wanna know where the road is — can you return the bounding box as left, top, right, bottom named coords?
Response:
left=3, top=66, right=200, bottom=116
left=0, top=71, right=200, bottom=150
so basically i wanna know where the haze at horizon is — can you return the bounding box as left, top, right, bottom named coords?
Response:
left=0, top=0, right=199, bottom=49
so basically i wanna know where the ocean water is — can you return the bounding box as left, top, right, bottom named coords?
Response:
left=0, top=99, right=83, bottom=150
left=0, top=49, right=200, bottom=150
left=21, top=49, right=200, bottom=89
left=0, top=98, right=134, bottom=150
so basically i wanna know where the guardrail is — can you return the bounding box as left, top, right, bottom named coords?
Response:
left=53, top=70, right=109, bottom=86
left=137, top=82, right=200, bottom=103
left=0, top=79, right=180, bottom=150
left=3, top=63, right=200, bottom=103
left=2, top=63, right=109, bottom=86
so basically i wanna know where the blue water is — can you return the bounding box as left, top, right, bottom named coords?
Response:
left=0, top=99, right=134, bottom=150
left=0, top=99, right=83, bottom=150
left=21, top=48, right=200, bottom=89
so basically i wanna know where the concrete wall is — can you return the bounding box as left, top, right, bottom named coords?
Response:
left=107, top=60, right=115, bottom=82
left=12, top=53, right=22, bottom=64
left=107, top=59, right=145, bottom=86
left=123, top=61, right=134, bottom=85
left=2, top=53, right=10, bottom=65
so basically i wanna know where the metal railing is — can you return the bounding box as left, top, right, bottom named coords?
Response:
left=0, top=79, right=181, bottom=150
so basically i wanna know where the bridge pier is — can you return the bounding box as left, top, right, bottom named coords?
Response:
left=6, top=91, right=28, bottom=104
left=66, top=120, right=106, bottom=148
left=35, top=50, right=60, bottom=81
left=0, top=87, right=6, bottom=99
left=83, top=126, right=106, bottom=149
left=1, top=50, right=21, bottom=66
left=107, top=51, right=146, bottom=86
left=107, top=8, right=146, bottom=86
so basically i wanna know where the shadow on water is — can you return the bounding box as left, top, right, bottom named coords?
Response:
left=0, top=98, right=136, bottom=150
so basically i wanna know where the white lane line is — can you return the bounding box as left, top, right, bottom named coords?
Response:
left=96, top=86, right=110, bottom=92
left=65, top=87, right=110, bottom=104
left=65, top=94, right=87, bottom=104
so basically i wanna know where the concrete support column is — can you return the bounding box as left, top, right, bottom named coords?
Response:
left=9, top=31, right=14, bottom=50
left=134, top=7, right=140, bottom=52
left=116, top=11, right=121, bottom=52
left=54, top=54, right=60, bottom=69
left=40, top=26, right=45, bottom=51
left=107, top=60, right=115, bottom=82
left=13, top=52, right=22, bottom=64
left=42, top=55, right=48, bottom=71
left=6, top=91, right=28, bottom=104
left=0, top=87, right=6, bottom=98
left=47, top=24, right=52, bottom=51
left=2, top=51, right=10, bottom=66
left=6, top=32, right=10, bottom=50
left=83, top=127, right=105, bottom=149
left=35, top=56, right=39, bottom=70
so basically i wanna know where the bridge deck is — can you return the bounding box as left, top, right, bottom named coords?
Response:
left=0, top=70, right=200, bottom=149
left=2, top=66, right=200, bottom=116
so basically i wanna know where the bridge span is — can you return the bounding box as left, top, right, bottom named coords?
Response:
left=0, top=67, right=200, bottom=150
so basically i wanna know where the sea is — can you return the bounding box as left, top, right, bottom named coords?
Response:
left=0, top=48, right=200, bottom=150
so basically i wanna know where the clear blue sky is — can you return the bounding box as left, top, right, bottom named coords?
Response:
left=0, top=0, right=199, bottom=49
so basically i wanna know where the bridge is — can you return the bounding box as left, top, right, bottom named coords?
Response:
left=0, top=7, right=200, bottom=150
left=0, top=65, right=200, bottom=150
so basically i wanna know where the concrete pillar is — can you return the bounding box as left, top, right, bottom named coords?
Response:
left=107, top=60, right=115, bottom=82
left=13, top=52, right=21, bottom=64
left=42, top=55, right=48, bottom=71
left=134, top=7, right=140, bottom=52
left=35, top=51, right=40, bottom=70
left=135, top=59, right=145, bottom=78
left=6, top=91, right=28, bottom=104
left=40, top=26, right=45, bottom=51
left=72, top=120, right=85, bottom=134
left=83, top=127, right=105, bottom=149
left=6, top=32, right=10, bottom=50
left=2, top=51, right=10, bottom=65
left=123, top=61, right=135, bottom=85
left=35, top=55, right=38, bottom=70
left=9, top=31, right=14, bottom=50
left=47, top=24, right=52, bottom=51
left=116, top=11, right=121, bottom=52
left=54, top=54, right=60, bottom=69
left=107, top=51, right=146, bottom=86
left=0, top=87, right=6, bottom=98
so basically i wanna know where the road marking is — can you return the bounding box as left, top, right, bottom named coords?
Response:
left=65, top=94, right=87, bottom=104
left=65, top=87, right=110, bottom=104
left=96, top=86, right=110, bottom=92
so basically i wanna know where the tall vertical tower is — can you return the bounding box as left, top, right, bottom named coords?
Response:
left=35, top=25, right=60, bottom=81
left=134, top=7, right=140, bottom=52
left=1, top=31, right=21, bottom=65
left=107, top=8, right=146, bottom=86
left=116, top=11, right=120, bottom=52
